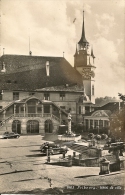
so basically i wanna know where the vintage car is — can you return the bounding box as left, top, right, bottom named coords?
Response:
left=40, top=142, right=68, bottom=155
left=2, top=132, right=20, bottom=139
left=109, top=142, right=125, bottom=150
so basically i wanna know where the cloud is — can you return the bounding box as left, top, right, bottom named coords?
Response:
left=1, top=0, right=76, bottom=57
left=95, top=13, right=115, bottom=35
left=1, top=0, right=124, bottom=97
left=118, top=0, right=125, bottom=7
left=93, top=37, right=125, bottom=97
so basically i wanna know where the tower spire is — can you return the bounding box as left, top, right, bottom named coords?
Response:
left=74, top=44, right=78, bottom=56
left=78, top=11, right=89, bottom=47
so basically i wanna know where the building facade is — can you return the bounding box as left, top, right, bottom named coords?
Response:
left=0, top=11, right=113, bottom=135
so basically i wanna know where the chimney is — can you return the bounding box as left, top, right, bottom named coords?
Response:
left=46, top=61, right=49, bottom=76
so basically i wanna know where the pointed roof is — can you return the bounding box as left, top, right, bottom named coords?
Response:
left=91, top=46, right=95, bottom=58
left=78, top=11, right=89, bottom=45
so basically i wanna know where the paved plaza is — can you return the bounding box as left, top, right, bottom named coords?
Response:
left=0, top=135, right=124, bottom=194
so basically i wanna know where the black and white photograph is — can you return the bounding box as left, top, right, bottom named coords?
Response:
left=0, top=0, right=125, bottom=194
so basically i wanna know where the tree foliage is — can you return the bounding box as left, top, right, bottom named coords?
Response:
left=110, top=93, right=125, bottom=141
left=95, top=96, right=117, bottom=106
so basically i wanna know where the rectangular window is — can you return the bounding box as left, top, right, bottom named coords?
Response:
left=44, top=105, right=50, bottom=113
left=13, top=92, right=19, bottom=100
left=94, top=120, right=98, bottom=128
left=37, top=107, right=42, bottom=113
left=99, top=120, right=103, bottom=128
left=16, top=106, right=19, bottom=113
left=60, top=93, right=65, bottom=100
left=44, top=93, right=50, bottom=100
left=90, top=120, right=93, bottom=128
left=85, top=119, right=89, bottom=130
left=92, top=85, right=94, bottom=95
left=79, top=106, right=81, bottom=114
left=85, top=106, right=90, bottom=113
left=21, top=107, right=24, bottom=112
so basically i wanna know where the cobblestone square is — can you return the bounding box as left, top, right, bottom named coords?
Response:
left=0, top=135, right=124, bottom=194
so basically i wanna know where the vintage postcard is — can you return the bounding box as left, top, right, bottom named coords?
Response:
left=0, top=0, right=125, bottom=194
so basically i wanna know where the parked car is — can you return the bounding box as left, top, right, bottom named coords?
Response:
left=104, top=141, right=125, bottom=149
left=109, top=142, right=125, bottom=150
left=40, top=142, right=68, bottom=155
left=2, top=132, right=20, bottom=139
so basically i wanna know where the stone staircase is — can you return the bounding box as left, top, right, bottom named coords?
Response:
left=69, top=143, right=88, bottom=154
left=0, top=114, right=14, bottom=127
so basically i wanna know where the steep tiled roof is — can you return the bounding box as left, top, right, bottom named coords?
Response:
left=0, top=55, right=83, bottom=91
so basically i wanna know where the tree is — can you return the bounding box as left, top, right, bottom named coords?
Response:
left=110, top=93, right=125, bottom=141
left=95, top=96, right=117, bottom=106
left=118, top=93, right=125, bottom=101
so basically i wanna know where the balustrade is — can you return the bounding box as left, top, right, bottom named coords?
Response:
left=0, top=112, right=60, bottom=128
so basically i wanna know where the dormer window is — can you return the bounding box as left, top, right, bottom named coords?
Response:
left=60, top=93, right=65, bottom=100
left=13, top=92, right=19, bottom=100
left=44, top=93, right=50, bottom=100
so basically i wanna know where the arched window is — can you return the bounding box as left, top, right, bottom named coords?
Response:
left=27, top=120, right=39, bottom=133
left=45, top=120, right=53, bottom=133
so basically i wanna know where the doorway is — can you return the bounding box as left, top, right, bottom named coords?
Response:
left=27, top=120, right=39, bottom=134
left=12, top=120, right=21, bottom=134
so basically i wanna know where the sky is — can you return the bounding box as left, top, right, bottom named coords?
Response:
left=0, top=0, right=125, bottom=98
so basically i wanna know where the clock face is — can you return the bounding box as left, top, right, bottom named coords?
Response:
left=82, top=68, right=95, bottom=79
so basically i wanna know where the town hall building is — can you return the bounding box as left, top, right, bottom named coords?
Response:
left=0, top=11, right=115, bottom=135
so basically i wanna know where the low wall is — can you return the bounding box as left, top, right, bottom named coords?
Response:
left=109, top=161, right=120, bottom=172
left=73, top=157, right=99, bottom=167
left=110, top=159, right=125, bottom=172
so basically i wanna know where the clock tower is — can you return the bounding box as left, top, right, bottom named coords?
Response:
left=74, top=11, right=96, bottom=104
